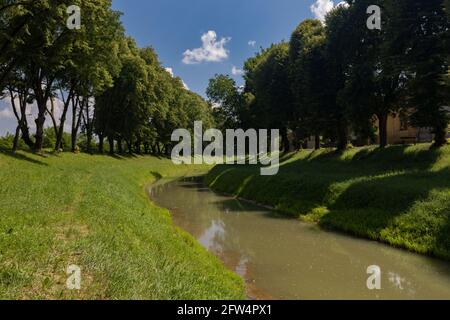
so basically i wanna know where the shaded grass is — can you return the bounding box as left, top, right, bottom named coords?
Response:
left=205, top=144, right=450, bottom=261
left=0, top=151, right=245, bottom=299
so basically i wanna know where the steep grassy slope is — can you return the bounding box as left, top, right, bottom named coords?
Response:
left=206, top=145, right=450, bottom=260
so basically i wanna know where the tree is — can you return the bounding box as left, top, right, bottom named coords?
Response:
left=385, top=0, right=450, bottom=147
left=243, top=43, right=294, bottom=152
left=206, top=74, right=242, bottom=130
left=289, top=19, right=327, bottom=149
left=54, top=0, right=122, bottom=152
left=340, top=0, right=406, bottom=148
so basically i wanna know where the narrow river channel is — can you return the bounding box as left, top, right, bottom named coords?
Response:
left=148, top=177, right=450, bottom=300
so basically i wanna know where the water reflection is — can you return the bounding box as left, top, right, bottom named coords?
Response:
left=149, top=178, right=450, bottom=300
left=199, top=220, right=226, bottom=252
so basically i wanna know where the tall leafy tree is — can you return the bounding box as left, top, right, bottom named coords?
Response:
left=206, top=74, right=242, bottom=130
left=323, top=5, right=353, bottom=150
left=339, top=0, right=406, bottom=148
left=385, top=0, right=450, bottom=147
left=243, top=42, right=294, bottom=152
left=289, top=19, right=327, bottom=149
left=55, top=0, right=123, bottom=152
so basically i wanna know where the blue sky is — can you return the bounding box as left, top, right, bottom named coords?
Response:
left=111, top=0, right=337, bottom=97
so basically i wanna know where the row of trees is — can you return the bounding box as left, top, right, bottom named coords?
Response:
left=0, top=0, right=214, bottom=154
left=208, top=0, right=450, bottom=150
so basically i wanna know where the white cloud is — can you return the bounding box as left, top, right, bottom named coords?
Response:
left=248, top=40, right=256, bottom=47
left=310, top=0, right=348, bottom=22
left=165, top=67, right=189, bottom=90
left=183, top=30, right=231, bottom=64
left=165, top=67, right=174, bottom=77
left=231, top=66, right=244, bottom=76
left=0, top=105, right=14, bottom=119
left=336, top=1, right=349, bottom=8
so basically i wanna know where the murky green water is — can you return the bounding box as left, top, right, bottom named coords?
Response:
left=148, top=178, right=450, bottom=300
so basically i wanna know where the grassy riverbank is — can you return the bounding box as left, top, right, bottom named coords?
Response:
left=205, top=144, right=450, bottom=261
left=0, top=151, right=245, bottom=299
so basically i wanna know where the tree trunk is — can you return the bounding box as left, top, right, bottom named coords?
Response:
left=135, top=139, right=141, bottom=154
left=83, top=100, right=93, bottom=154
left=117, top=138, right=123, bottom=154
left=98, top=134, right=104, bottom=154
left=126, top=140, right=132, bottom=155
left=32, top=75, right=54, bottom=152
left=280, top=127, right=290, bottom=153
left=47, top=97, right=59, bottom=141
left=164, top=144, right=171, bottom=156
left=314, top=135, right=321, bottom=150
left=34, top=105, right=46, bottom=151
left=108, top=136, right=114, bottom=155
left=433, top=124, right=448, bottom=147
left=12, top=125, right=20, bottom=152
left=71, top=97, right=83, bottom=152
left=337, top=122, right=348, bottom=151
left=55, top=87, right=74, bottom=151
left=8, top=87, right=33, bottom=149
left=378, top=113, right=388, bottom=148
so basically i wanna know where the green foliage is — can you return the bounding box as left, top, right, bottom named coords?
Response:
left=42, top=127, right=71, bottom=151
left=289, top=19, right=327, bottom=143
left=206, top=74, right=242, bottom=129
left=0, top=132, right=25, bottom=150
left=384, top=0, right=450, bottom=146
left=241, top=43, right=294, bottom=151
left=94, top=40, right=215, bottom=154
left=226, top=0, right=450, bottom=150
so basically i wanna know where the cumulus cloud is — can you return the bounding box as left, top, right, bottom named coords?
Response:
left=310, top=0, right=348, bottom=22
left=231, top=66, right=244, bottom=76
left=183, top=30, right=231, bottom=64
left=310, top=0, right=334, bottom=22
left=248, top=40, right=256, bottom=47
left=182, top=81, right=189, bottom=90
left=165, top=67, right=174, bottom=77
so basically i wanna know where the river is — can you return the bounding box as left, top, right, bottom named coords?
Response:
left=148, top=177, right=450, bottom=300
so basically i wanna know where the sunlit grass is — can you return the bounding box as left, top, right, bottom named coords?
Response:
left=0, top=151, right=245, bottom=299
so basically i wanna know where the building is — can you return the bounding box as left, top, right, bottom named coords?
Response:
left=304, top=108, right=450, bottom=149
left=381, top=113, right=434, bottom=145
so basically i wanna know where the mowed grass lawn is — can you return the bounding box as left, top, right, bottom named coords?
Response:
left=206, top=144, right=450, bottom=261
left=0, top=151, right=245, bottom=300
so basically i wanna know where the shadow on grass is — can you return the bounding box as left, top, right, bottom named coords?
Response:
left=314, top=168, right=450, bottom=260
left=207, top=145, right=450, bottom=260
left=105, top=152, right=168, bottom=160
left=0, top=149, right=48, bottom=166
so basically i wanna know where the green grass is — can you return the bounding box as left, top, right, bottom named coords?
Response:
left=0, top=150, right=245, bottom=300
left=205, top=144, right=450, bottom=261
